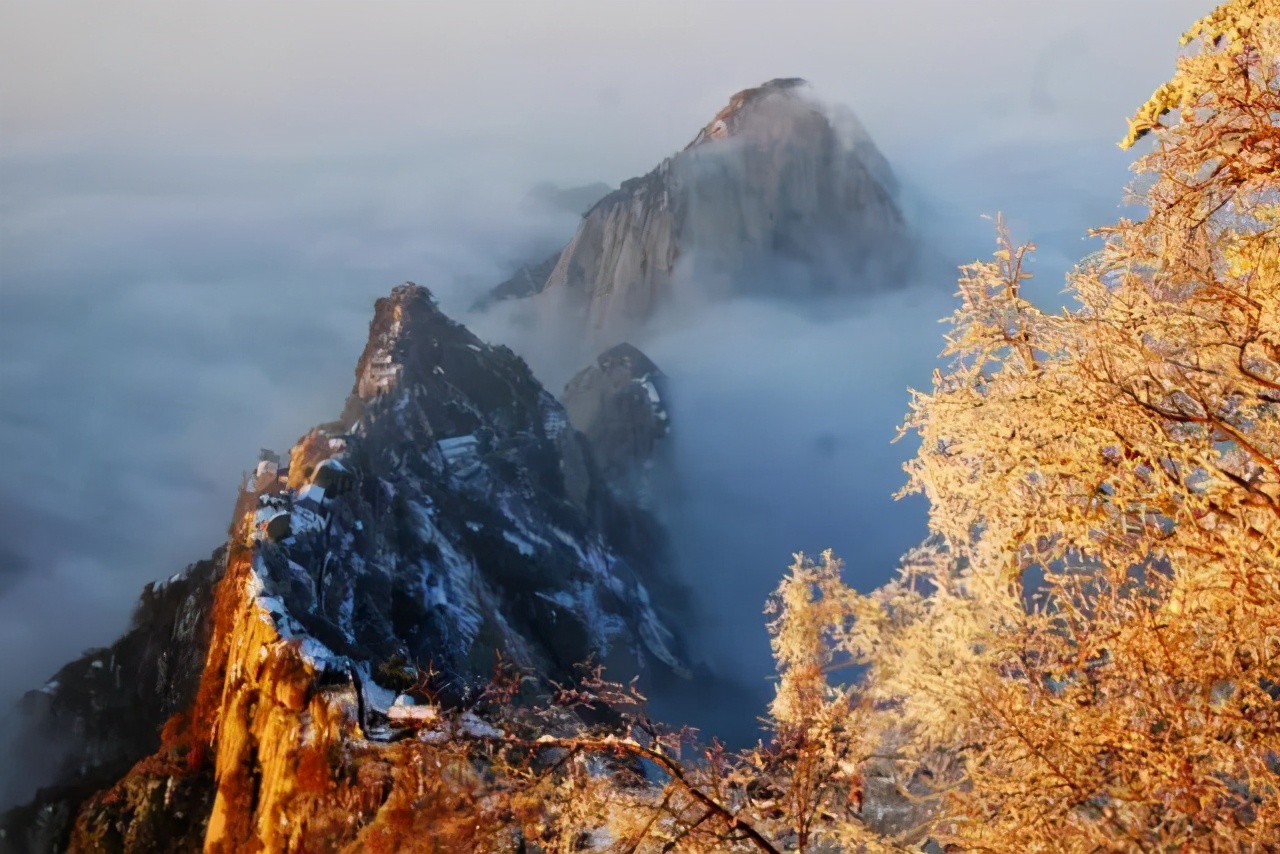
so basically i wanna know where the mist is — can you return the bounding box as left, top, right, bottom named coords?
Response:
left=0, top=0, right=1210, bottom=778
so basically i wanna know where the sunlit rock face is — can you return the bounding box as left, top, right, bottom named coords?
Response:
left=479, top=78, right=912, bottom=341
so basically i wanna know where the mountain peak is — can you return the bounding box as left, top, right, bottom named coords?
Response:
left=564, top=343, right=670, bottom=506
left=479, top=79, right=913, bottom=342
left=348, top=280, right=494, bottom=412
left=685, top=77, right=813, bottom=149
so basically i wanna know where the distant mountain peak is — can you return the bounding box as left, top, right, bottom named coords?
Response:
left=563, top=343, right=670, bottom=507
left=476, top=78, right=913, bottom=341
left=685, top=77, right=813, bottom=149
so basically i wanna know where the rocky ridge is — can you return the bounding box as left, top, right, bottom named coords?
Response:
left=1, top=283, right=691, bottom=853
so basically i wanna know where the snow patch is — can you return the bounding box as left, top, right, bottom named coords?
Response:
left=503, top=530, right=537, bottom=556
left=535, top=590, right=579, bottom=610
left=298, top=483, right=326, bottom=505
left=359, top=665, right=399, bottom=715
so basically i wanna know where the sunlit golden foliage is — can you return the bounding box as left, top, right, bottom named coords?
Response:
left=769, top=1, right=1280, bottom=849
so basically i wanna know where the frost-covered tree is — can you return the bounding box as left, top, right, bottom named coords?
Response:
left=769, top=1, right=1279, bottom=850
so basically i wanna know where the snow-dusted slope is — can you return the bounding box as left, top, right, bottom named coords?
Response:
left=2, top=283, right=691, bottom=853
left=255, top=282, right=688, bottom=697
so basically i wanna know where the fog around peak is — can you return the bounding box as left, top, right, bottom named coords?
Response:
left=0, top=0, right=1210, bottom=772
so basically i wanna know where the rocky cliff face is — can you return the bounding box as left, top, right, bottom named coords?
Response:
left=562, top=343, right=670, bottom=508
left=479, top=78, right=911, bottom=341
left=0, top=552, right=223, bottom=853
left=1, top=283, right=691, bottom=854
left=318, top=282, right=686, bottom=690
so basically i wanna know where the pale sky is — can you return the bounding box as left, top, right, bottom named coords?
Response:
left=4, top=2, right=1204, bottom=169
left=0, top=0, right=1215, bottom=758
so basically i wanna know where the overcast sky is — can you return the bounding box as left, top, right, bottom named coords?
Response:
left=0, top=0, right=1210, bottom=743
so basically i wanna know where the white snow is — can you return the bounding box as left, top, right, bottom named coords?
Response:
left=503, top=530, right=537, bottom=556
left=496, top=497, right=553, bottom=551
left=439, top=435, right=478, bottom=456
left=244, top=561, right=340, bottom=671
left=291, top=506, right=326, bottom=535
left=539, top=393, right=569, bottom=438
left=360, top=666, right=398, bottom=715
left=544, top=411, right=567, bottom=436
left=320, top=458, right=348, bottom=473
left=550, top=525, right=579, bottom=550
left=639, top=377, right=661, bottom=405
left=438, top=435, right=482, bottom=478
left=535, top=590, right=579, bottom=610
left=258, top=594, right=287, bottom=619
left=298, top=483, right=326, bottom=505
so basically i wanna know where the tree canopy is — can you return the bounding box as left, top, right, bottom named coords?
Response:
left=786, top=0, right=1279, bottom=847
